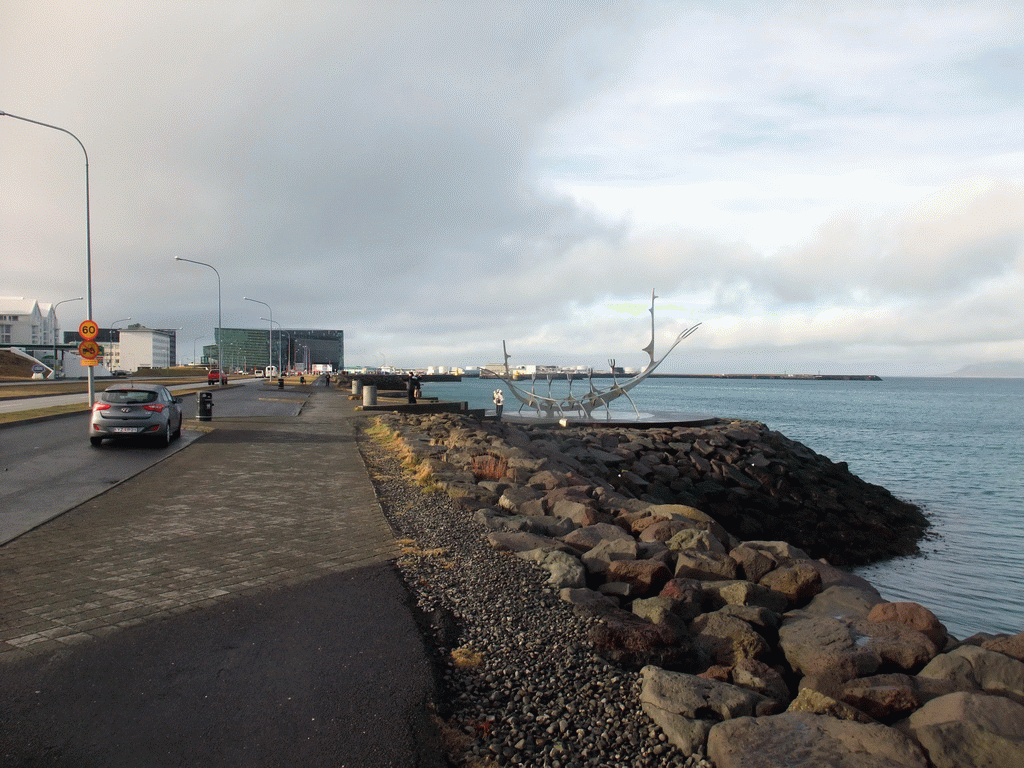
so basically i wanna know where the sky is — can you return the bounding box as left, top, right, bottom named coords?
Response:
left=3, top=0, right=1023, bottom=375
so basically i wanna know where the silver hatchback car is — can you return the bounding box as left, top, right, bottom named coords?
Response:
left=90, top=383, right=184, bottom=447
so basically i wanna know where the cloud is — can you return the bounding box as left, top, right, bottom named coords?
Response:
left=4, top=1, right=1024, bottom=376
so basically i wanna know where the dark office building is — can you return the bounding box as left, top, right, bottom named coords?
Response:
left=204, top=328, right=344, bottom=371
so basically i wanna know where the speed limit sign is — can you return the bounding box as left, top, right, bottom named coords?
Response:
left=79, top=320, right=99, bottom=341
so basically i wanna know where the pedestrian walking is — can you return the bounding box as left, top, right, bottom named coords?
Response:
left=493, top=388, right=504, bottom=421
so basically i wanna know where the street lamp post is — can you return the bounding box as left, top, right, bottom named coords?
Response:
left=175, top=257, right=221, bottom=380
left=2, top=110, right=95, bottom=403
left=243, top=297, right=273, bottom=376
left=51, top=296, right=83, bottom=378
left=193, top=337, right=206, bottom=366
left=260, top=317, right=285, bottom=375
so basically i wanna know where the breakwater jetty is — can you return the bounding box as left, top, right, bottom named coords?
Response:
left=360, top=411, right=1024, bottom=767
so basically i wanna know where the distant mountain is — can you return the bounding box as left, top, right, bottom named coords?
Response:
left=948, top=361, right=1024, bottom=378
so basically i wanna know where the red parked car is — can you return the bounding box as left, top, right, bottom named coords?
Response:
left=207, top=369, right=228, bottom=385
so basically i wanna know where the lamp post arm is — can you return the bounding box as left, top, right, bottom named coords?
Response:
left=2, top=110, right=95, bottom=403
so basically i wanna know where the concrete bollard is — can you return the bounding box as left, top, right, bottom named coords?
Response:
left=362, top=384, right=377, bottom=406
left=352, top=380, right=363, bottom=396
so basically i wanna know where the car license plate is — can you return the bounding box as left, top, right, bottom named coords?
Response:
left=111, top=427, right=140, bottom=433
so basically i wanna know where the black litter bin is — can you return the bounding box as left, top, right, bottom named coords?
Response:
left=198, top=390, right=214, bottom=421
left=278, top=378, right=284, bottom=389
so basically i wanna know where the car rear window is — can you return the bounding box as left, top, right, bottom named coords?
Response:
left=102, top=390, right=159, bottom=404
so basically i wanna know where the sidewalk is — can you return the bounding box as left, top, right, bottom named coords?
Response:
left=0, top=387, right=445, bottom=767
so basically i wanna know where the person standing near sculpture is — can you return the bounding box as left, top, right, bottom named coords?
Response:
left=493, top=389, right=504, bottom=421
left=407, top=372, right=420, bottom=403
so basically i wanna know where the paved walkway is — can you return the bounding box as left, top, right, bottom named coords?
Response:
left=0, top=387, right=445, bottom=767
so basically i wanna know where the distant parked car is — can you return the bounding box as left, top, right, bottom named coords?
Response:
left=110, top=369, right=129, bottom=378
left=90, top=383, right=183, bottom=447
left=207, top=369, right=228, bottom=385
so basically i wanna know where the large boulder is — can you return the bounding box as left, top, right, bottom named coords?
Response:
left=836, top=673, right=923, bottom=722
left=759, top=561, right=823, bottom=607
left=900, top=692, right=1024, bottom=768
left=918, top=645, right=1024, bottom=704
left=703, top=580, right=788, bottom=613
left=485, top=531, right=567, bottom=553
left=589, top=610, right=700, bottom=670
left=674, top=551, right=739, bottom=581
left=580, top=537, right=638, bottom=576
left=691, top=611, right=771, bottom=666
left=606, top=559, right=672, bottom=597
left=793, top=584, right=885, bottom=621
left=562, top=522, right=634, bottom=554
left=707, top=712, right=928, bottom=768
left=778, top=614, right=882, bottom=683
left=640, top=665, right=772, bottom=753
left=515, top=548, right=586, bottom=589
left=867, top=601, right=950, bottom=649
left=850, top=617, right=940, bottom=671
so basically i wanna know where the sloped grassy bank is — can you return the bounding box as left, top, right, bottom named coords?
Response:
left=358, top=412, right=1024, bottom=767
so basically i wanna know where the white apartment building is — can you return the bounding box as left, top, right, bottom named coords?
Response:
left=0, top=299, right=59, bottom=346
left=118, top=326, right=173, bottom=371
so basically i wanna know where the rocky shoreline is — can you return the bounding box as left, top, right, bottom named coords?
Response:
left=357, top=412, right=1024, bottom=767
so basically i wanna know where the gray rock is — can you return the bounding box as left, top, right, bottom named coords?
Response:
left=759, top=560, right=823, bottom=607
left=918, top=644, right=1024, bottom=704
left=692, top=610, right=771, bottom=665
left=901, top=691, right=1024, bottom=768
left=666, top=528, right=727, bottom=555
left=562, top=522, right=634, bottom=554
left=703, top=580, right=788, bottom=613
left=580, top=537, right=638, bottom=576
left=485, top=531, right=566, bottom=553
left=778, top=614, right=882, bottom=682
left=730, top=544, right=778, bottom=583
left=708, top=712, right=928, bottom=768
left=792, top=584, right=885, bottom=621
left=674, top=550, right=739, bottom=580
left=640, top=666, right=771, bottom=745
left=632, top=597, right=690, bottom=640
left=516, top=548, right=586, bottom=589
left=497, top=485, right=543, bottom=512
left=558, top=586, right=617, bottom=610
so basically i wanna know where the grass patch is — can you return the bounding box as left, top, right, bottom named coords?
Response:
left=450, top=646, right=484, bottom=669
left=0, top=403, right=90, bottom=424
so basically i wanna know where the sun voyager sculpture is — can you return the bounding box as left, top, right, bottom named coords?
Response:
left=487, top=291, right=700, bottom=421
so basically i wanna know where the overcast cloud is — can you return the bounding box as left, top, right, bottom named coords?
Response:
left=3, top=0, right=1023, bottom=374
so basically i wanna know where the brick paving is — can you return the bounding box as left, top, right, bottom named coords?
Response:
left=0, top=388, right=397, bottom=664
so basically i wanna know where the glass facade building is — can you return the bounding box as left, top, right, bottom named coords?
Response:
left=203, top=328, right=344, bottom=372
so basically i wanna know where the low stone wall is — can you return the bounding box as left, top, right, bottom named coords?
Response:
left=370, top=411, right=1024, bottom=767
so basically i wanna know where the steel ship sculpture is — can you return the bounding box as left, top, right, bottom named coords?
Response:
left=487, top=291, right=700, bottom=421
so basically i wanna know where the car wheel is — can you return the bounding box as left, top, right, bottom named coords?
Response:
left=158, top=420, right=172, bottom=447
left=90, top=436, right=103, bottom=447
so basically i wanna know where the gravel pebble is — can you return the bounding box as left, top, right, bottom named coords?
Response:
left=359, top=427, right=715, bottom=768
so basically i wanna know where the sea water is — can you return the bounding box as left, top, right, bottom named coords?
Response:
left=422, top=375, right=1024, bottom=638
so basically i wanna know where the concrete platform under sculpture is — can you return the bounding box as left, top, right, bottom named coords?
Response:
left=501, top=410, right=719, bottom=428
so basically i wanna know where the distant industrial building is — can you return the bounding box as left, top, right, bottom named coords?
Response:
left=204, top=328, right=344, bottom=372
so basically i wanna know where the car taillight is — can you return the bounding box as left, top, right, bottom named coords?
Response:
left=93, top=403, right=110, bottom=412
left=143, top=404, right=166, bottom=413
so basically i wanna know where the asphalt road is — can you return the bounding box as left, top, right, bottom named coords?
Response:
left=0, top=382, right=307, bottom=545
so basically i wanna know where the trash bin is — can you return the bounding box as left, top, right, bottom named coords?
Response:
left=362, top=384, right=377, bottom=406
left=278, top=377, right=284, bottom=389
left=198, top=390, right=214, bottom=421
